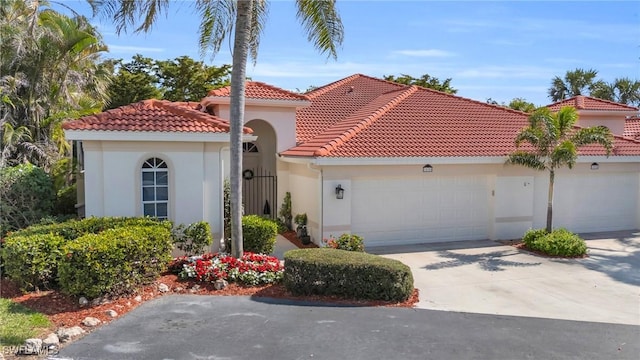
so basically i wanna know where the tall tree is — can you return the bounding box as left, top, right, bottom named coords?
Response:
left=384, top=73, right=457, bottom=94
left=506, top=107, right=613, bottom=232
left=507, top=98, right=536, bottom=113
left=590, top=77, right=640, bottom=106
left=105, top=55, right=161, bottom=109
left=1, top=0, right=110, bottom=169
left=156, top=56, right=231, bottom=102
left=547, top=68, right=598, bottom=102
left=92, top=0, right=344, bottom=258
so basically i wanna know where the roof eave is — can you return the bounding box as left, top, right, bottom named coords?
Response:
left=203, top=96, right=311, bottom=109
left=64, top=130, right=257, bottom=143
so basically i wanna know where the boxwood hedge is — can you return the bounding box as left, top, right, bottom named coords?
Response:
left=284, top=248, right=414, bottom=302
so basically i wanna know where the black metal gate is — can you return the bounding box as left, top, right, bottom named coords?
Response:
left=242, top=167, right=277, bottom=219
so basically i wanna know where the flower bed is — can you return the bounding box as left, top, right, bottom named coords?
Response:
left=171, top=252, right=284, bottom=286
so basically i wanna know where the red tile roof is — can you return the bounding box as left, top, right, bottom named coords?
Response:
left=62, top=99, right=252, bottom=134
left=624, top=117, right=640, bottom=139
left=281, top=74, right=640, bottom=158
left=208, top=81, right=309, bottom=101
left=547, top=96, right=638, bottom=112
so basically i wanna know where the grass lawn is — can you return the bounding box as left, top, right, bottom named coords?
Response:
left=0, top=298, right=51, bottom=346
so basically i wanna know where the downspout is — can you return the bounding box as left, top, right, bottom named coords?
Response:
left=219, top=146, right=229, bottom=251
left=307, top=163, right=323, bottom=245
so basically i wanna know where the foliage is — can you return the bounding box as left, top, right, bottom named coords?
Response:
left=54, top=183, right=77, bottom=216
left=0, top=164, right=55, bottom=235
left=524, top=228, right=587, bottom=257
left=176, top=252, right=283, bottom=286
left=105, top=54, right=231, bottom=109
left=325, top=233, right=365, bottom=252
left=548, top=68, right=599, bottom=102
left=0, top=299, right=51, bottom=346
left=58, top=225, right=173, bottom=298
left=242, top=215, right=278, bottom=254
left=278, top=192, right=293, bottom=230
left=384, top=73, right=457, bottom=94
left=1, top=233, right=65, bottom=291
left=172, top=221, right=213, bottom=256
left=522, top=228, right=548, bottom=248
left=284, top=248, right=413, bottom=301
left=590, top=77, right=640, bottom=106
left=0, top=0, right=110, bottom=169
left=506, top=106, right=613, bottom=232
left=486, top=97, right=537, bottom=112
left=294, top=213, right=307, bottom=226
left=548, top=68, right=640, bottom=106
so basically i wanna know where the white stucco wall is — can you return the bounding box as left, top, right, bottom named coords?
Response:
left=286, top=163, right=321, bottom=243
left=81, top=140, right=227, bottom=245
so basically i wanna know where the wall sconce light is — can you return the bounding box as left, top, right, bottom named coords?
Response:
left=422, top=164, right=433, bottom=173
left=335, top=184, right=345, bottom=199
left=590, top=162, right=599, bottom=170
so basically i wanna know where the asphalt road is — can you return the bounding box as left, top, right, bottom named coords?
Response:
left=52, top=295, right=639, bottom=360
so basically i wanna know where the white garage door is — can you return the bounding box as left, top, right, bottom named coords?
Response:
left=554, top=173, right=638, bottom=233
left=351, top=176, right=491, bottom=246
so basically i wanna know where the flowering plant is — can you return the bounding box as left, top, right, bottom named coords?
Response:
left=175, top=252, right=283, bottom=286
left=322, top=233, right=365, bottom=252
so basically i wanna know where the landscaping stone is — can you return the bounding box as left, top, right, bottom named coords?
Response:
left=82, top=316, right=101, bottom=327
left=174, top=286, right=184, bottom=292
left=214, top=279, right=228, bottom=290
left=16, top=338, right=42, bottom=355
left=189, top=284, right=201, bottom=293
left=78, top=297, right=89, bottom=307
left=105, top=309, right=118, bottom=318
left=42, top=333, right=59, bottom=348
left=134, top=295, right=142, bottom=302
left=158, top=283, right=170, bottom=293
left=57, top=326, right=85, bottom=343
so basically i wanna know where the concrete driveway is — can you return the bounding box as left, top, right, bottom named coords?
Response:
left=369, top=230, right=640, bottom=325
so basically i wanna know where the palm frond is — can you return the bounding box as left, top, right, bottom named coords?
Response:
left=295, top=0, right=344, bottom=59
left=505, top=151, right=546, bottom=171
left=247, top=0, right=269, bottom=64
left=555, top=106, right=578, bottom=135
left=571, top=126, right=613, bottom=156
left=550, top=140, right=577, bottom=169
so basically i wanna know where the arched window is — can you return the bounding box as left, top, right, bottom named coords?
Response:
left=243, top=142, right=259, bottom=153
left=141, top=157, right=168, bottom=219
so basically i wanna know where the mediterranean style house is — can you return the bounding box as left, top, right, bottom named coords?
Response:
left=63, top=74, right=640, bottom=249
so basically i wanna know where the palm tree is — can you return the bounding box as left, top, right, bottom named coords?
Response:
left=591, top=77, right=640, bottom=106
left=506, top=106, right=613, bottom=233
left=548, top=68, right=598, bottom=102
left=91, top=0, right=344, bottom=258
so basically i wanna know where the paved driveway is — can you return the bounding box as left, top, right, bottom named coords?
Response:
left=369, top=230, right=640, bottom=325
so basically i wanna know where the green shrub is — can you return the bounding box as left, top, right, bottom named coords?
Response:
left=527, top=228, right=587, bottom=257
left=58, top=225, right=173, bottom=298
left=1, top=233, right=65, bottom=290
left=54, top=183, right=77, bottom=215
left=242, top=215, right=278, bottom=254
left=284, top=248, right=413, bottom=302
left=327, top=233, right=365, bottom=252
left=0, top=164, right=55, bottom=235
left=278, top=192, right=292, bottom=230
left=172, top=221, right=213, bottom=255
left=522, top=228, right=548, bottom=248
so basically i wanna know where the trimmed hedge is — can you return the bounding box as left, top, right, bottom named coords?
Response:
left=58, top=225, right=173, bottom=298
left=522, top=228, right=587, bottom=257
left=284, top=248, right=414, bottom=302
left=242, top=215, right=278, bottom=254
left=2, top=233, right=65, bottom=290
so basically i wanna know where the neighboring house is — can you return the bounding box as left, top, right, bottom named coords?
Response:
left=63, top=75, right=640, bottom=249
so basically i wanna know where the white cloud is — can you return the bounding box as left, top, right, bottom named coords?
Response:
left=107, top=45, right=165, bottom=53
left=455, top=66, right=555, bottom=79
left=391, top=49, right=456, bottom=58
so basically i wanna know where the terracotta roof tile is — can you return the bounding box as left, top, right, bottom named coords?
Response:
left=208, top=81, right=309, bottom=101
left=547, top=96, right=638, bottom=111
left=624, top=117, right=640, bottom=139
left=62, top=99, right=252, bottom=134
left=281, top=75, right=640, bottom=158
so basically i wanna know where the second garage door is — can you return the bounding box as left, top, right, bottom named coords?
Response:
left=351, top=175, right=491, bottom=246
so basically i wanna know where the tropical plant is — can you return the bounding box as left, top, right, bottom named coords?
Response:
left=548, top=68, right=598, bottom=102
left=0, top=0, right=110, bottom=170
left=92, top=0, right=344, bottom=258
left=590, top=77, right=640, bottom=106
left=506, top=106, right=613, bottom=232
left=383, top=73, right=457, bottom=94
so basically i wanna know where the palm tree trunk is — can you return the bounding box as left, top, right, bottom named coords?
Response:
left=229, top=0, right=254, bottom=258
left=546, top=169, right=555, bottom=233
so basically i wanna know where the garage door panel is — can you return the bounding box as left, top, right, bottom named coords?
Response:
left=554, top=173, right=637, bottom=232
left=352, top=175, right=490, bottom=246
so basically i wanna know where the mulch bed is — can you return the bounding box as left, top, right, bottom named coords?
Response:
left=500, top=239, right=588, bottom=259
left=281, top=230, right=319, bottom=248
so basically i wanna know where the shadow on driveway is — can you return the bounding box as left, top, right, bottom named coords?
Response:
left=424, top=250, right=542, bottom=272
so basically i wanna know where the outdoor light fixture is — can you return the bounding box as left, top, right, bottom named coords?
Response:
left=335, top=184, right=345, bottom=199
left=590, top=162, right=599, bottom=170
left=423, top=164, right=433, bottom=173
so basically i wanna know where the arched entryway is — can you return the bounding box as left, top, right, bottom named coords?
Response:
left=243, top=119, right=277, bottom=219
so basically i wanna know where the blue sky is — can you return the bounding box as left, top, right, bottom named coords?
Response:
left=59, top=1, right=640, bottom=106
